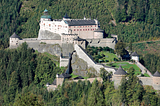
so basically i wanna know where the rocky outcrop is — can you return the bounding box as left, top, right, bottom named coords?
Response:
left=38, top=30, right=61, bottom=40
left=38, top=44, right=62, bottom=56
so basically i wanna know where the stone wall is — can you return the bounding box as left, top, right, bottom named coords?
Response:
left=138, top=77, right=153, bottom=86
left=40, top=39, right=61, bottom=45
left=112, top=75, right=126, bottom=89
left=136, top=62, right=153, bottom=77
left=86, top=38, right=116, bottom=49
left=60, top=56, right=69, bottom=67
left=74, top=44, right=116, bottom=73
left=68, top=77, right=103, bottom=83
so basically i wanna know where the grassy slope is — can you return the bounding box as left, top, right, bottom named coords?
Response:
left=132, top=40, right=160, bottom=56
left=107, top=62, right=141, bottom=75
left=100, top=51, right=118, bottom=62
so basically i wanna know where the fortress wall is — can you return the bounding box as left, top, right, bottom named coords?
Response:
left=86, top=38, right=116, bottom=49
left=18, top=40, right=40, bottom=50
left=74, top=44, right=116, bottom=73
left=138, top=77, right=153, bottom=86
left=136, top=62, right=153, bottom=77
left=74, top=44, right=96, bottom=67
left=152, top=77, right=160, bottom=90
left=40, top=39, right=61, bottom=45
left=68, top=77, right=103, bottom=83
left=60, top=56, right=69, bottom=67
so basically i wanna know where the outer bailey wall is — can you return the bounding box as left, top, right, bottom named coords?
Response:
left=136, top=62, right=153, bottom=77
left=60, top=56, right=69, bottom=67
left=86, top=38, right=116, bottom=49
left=40, top=40, right=61, bottom=45
left=113, top=76, right=160, bottom=90
left=138, top=77, right=153, bottom=86
left=74, top=44, right=115, bottom=73
left=152, top=77, right=160, bottom=90
left=68, top=77, right=103, bottom=83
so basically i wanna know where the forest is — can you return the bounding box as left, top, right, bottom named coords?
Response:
left=0, top=44, right=159, bottom=105
left=0, top=0, right=160, bottom=105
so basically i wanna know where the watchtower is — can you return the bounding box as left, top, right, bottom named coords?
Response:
left=113, top=66, right=127, bottom=89
left=152, top=71, right=160, bottom=90
left=40, top=9, right=51, bottom=21
left=10, top=32, right=21, bottom=48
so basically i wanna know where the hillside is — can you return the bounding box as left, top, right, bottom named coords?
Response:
left=0, top=0, right=160, bottom=49
left=0, top=0, right=160, bottom=105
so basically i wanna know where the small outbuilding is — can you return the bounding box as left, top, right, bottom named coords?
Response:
left=131, top=51, right=139, bottom=62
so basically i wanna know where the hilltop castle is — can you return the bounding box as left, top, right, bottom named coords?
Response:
left=10, top=9, right=117, bottom=55
left=9, top=9, right=160, bottom=91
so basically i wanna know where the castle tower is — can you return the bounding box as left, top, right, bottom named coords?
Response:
left=40, top=9, right=51, bottom=21
left=10, top=32, right=21, bottom=48
left=63, top=13, right=70, bottom=20
left=94, top=27, right=104, bottom=39
left=56, top=73, right=71, bottom=86
left=113, top=66, right=127, bottom=89
left=152, top=71, right=160, bottom=90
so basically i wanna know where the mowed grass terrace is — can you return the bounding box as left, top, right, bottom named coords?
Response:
left=106, top=62, right=141, bottom=75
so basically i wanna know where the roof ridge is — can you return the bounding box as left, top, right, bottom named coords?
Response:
left=114, top=66, right=127, bottom=75
left=153, top=71, right=160, bottom=77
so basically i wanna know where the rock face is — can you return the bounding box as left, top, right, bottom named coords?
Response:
left=38, top=44, right=62, bottom=56
left=71, top=54, right=98, bottom=77
left=38, top=30, right=61, bottom=40
left=61, top=43, right=74, bottom=56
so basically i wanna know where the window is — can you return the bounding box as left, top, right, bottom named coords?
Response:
left=80, top=29, right=82, bottom=31
left=77, top=29, right=79, bottom=31
left=74, top=29, right=76, bottom=31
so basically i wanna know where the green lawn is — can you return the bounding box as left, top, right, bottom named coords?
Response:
left=143, top=73, right=150, bottom=77
left=100, top=51, right=119, bottom=62
left=107, top=62, right=141, bottom=75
